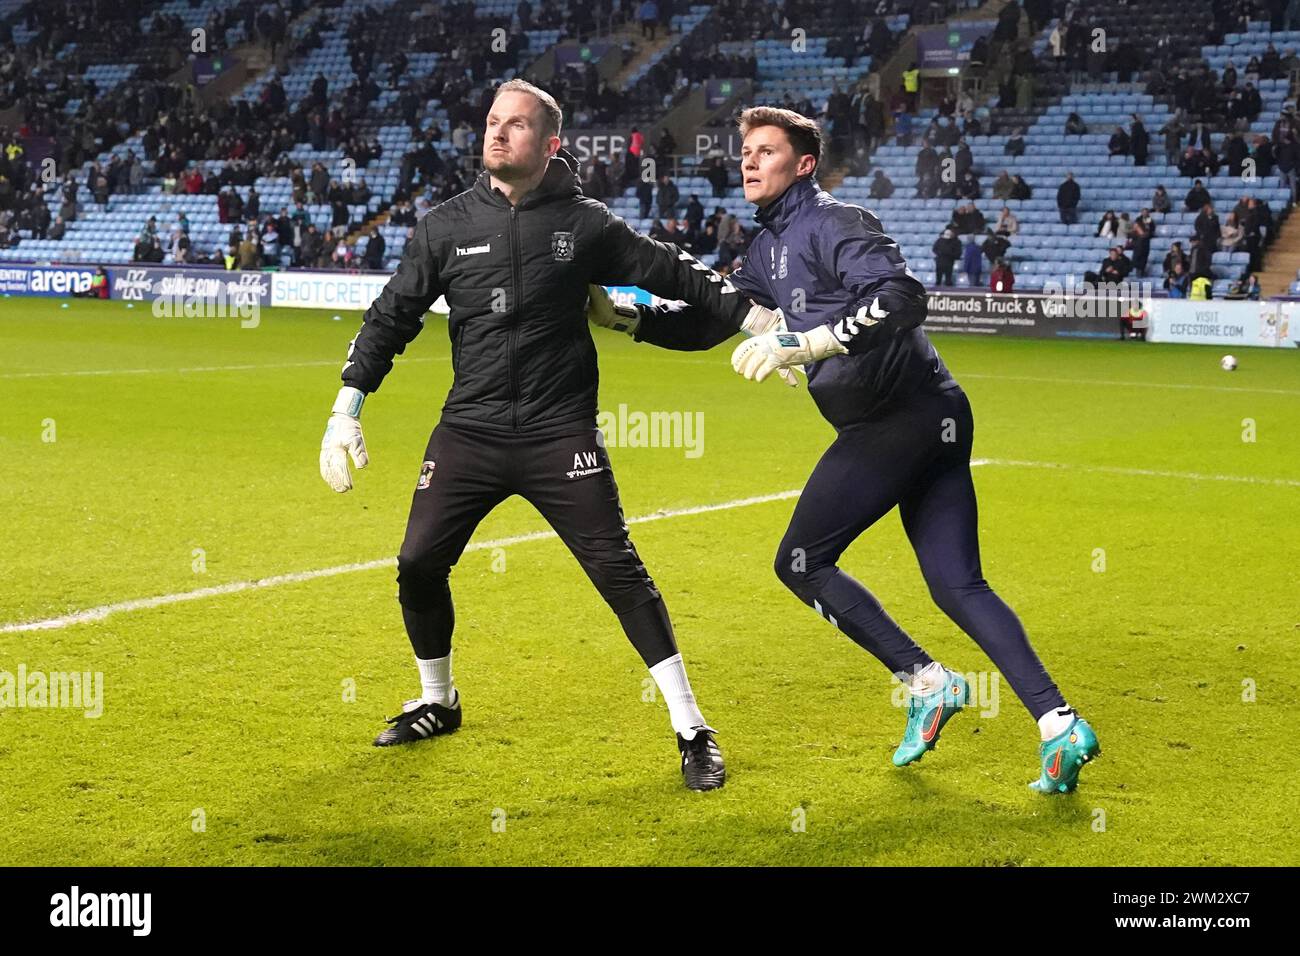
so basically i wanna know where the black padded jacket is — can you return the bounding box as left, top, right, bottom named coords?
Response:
left=341, top=148, right=752, bottom=435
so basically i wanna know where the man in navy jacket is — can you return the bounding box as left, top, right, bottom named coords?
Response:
left=589, top=107, right=1101, bottom=794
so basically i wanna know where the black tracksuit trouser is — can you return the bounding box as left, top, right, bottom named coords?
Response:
left=396, top=421, right=676, bottom=667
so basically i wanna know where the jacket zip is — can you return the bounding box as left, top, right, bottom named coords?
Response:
left=507, top=204, right=522, bottom=431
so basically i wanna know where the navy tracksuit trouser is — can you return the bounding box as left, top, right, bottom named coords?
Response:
left=774, top=385, right=1065, bottom=720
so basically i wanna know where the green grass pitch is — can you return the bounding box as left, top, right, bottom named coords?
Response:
left=2, top=296, right=1297, bottom=866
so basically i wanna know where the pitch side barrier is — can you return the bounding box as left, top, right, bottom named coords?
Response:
left=925, top=289, right=1297, bottom=348
left=11, top=263, right=1291, bottom=349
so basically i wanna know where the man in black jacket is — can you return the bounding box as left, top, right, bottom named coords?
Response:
left=1056, top=171, right=1080, bottom=224
left=318, top=80, right=781, bottom=790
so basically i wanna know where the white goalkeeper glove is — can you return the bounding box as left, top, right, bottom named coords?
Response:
left=738, top=302, right=798, bottom=386
left=320, top=386, right=369, bottom=493
left=730, top=324, right=848, bottom=385
left=586, top=284, right=641, bottom=335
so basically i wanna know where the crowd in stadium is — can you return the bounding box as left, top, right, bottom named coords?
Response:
left=0, top=0, right=1299, bottom=292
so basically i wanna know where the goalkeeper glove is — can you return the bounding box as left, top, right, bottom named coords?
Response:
left=586, top=284, right=641, bottom=335
left=587, top=284, right=787, bottom=343
left=738, top=303, right=797, bottom=386
left=320, top=386, right=369, bottom=493
left=730, top=324, right=847, bottom=385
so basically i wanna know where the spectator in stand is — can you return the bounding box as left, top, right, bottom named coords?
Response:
left=1224, top=131, right=1249, bottom=177
left=1057, top=171, right=1080, bottom=225
left=363, top=229, right=386, bottom=270
left=982, top=228, right=1009, bottom=265
left=893, top=109, right=913, bottom=147
left=1108, top=125, right=1131, bottom=157
left=1096, top=210, right=1119, bottom=239
left=868, top=169, right=895, bottom=199
left=1005, top=127, right=1026, bottom=157
left=1085, top=246, right=1133, bottom=286
left=332, top=238, right=355, bottom=269
left=1159, top=114, right=1185, bottom=166
left=238, top=230, right=260, bottom=270
left=716, top=218, right=747, bottom=268
left=1164, top=241, right=1189, bottom=277
left=1220, top=212, right=1244, bottom=251
left=1131, top=115, right=1149, bottom=167
left=914, top=143, right=939, bottom=198
left=706, top=157, right=729, bottom=198
left=1188, top=236, right=1214, bottom=280
left=1116, top=212, right=1133, bottom=241
left=1136, top=207, right=1157, bottom=237
left=655, top=172, right=679, bottom=219
left=684, top=194, right=705, bottom=231
left=957, top=169, right=980, bottom=199
left=1185, top=178, right=1212, bottom=211
left=932, top=227, right=960, bottom=286
left=990, top=207, right=1016, bottom=238
left=1065, top=112, right=1089, bottom=136
left=1251, top=134, right=1275, bottom=177
left=961, top=234, right=984, bottom=286
left=1129, top=218, right=1151, bottom=276
left=636, top=175, right=653, bottom=219
left=1276, top=130, right=1299, bottom=200
left=639, top=0, right=659, bottom=40
left=990, top=258, right=1014, bottom=293
left=1152, top=184, right=1172, bottom=213
left=694, top=222, right=717, bottom=257
left=301, top=224, right=323, bottom=268
left=991, top=170, right=1014, bottom=200
left=952, top=202, right=986, bottom=235
left=1009, top=174, right=1032, bottom=199
left=1195, top=203, right=1221, bottom=247
left=1166, top=260, right=1190, bottom=297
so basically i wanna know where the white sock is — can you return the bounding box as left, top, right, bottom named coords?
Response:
left=649, top=653, right=707, bottom=739
left=904, top=660, right=948, bottom=696
left=416, top=652, right=454, bottom=706
left=1037, top=706, right=1076, bottom=741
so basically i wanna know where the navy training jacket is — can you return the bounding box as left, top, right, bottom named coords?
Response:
left=634, top=177, right=958, bottom=428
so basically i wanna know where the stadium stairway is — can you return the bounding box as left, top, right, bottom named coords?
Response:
left=1250, top=209, right=1300, bottom=295
left=608, top=23, right=678, bottom=90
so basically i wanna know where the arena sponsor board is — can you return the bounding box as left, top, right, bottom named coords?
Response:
left=0, top=265, right=99, bottom=297
left=269, top=270, right=448, bottom=313
left=916, top=22, right=996, bottom=71
left=924, top=291, right=1125, bottom=338
left=1147, top=299, right=1295, bottom=347
left=108, top=266, right=270, bottom=308
left=559, top=128, right=629, bottom=163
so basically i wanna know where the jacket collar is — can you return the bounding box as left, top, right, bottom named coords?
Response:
left=755, top=177, right=819, bottom=234
left=475, top=147, right=583, bottom=209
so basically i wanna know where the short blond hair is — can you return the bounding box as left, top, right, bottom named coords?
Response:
left=738, top=106, right=823, bottom=174
left=494, top=79, right=563, bottom=138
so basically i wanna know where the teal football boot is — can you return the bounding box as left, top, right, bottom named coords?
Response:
left=892, top=669, right=969, bottom=766
left=1028, top=716, right=1101, bottom=794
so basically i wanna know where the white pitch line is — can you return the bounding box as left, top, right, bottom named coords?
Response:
left=4, top=459, right=1296, bottom=635
left=973, top=458, right=1300, bottom=488
left=960, top=372, right=1300, bottom=398
left=0, top=488, right=805, bottom=634
left=3, top=357, right=444, bottom=380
